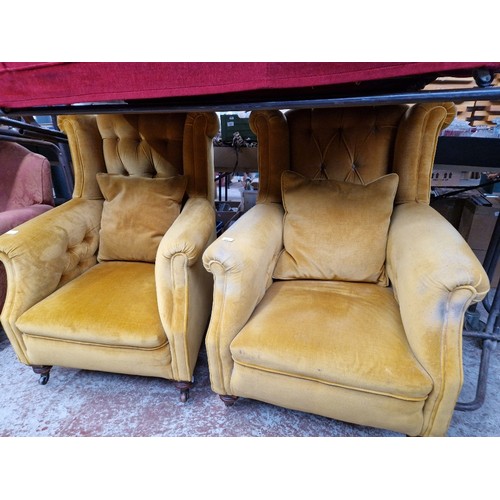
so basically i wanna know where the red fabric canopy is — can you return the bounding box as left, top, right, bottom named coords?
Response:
left=1, top=62, right=499, bottom=109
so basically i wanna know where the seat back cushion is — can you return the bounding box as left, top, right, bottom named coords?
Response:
left=273, top=170, right=399, bottom=285
left=96, top=173, right=187, bottom=263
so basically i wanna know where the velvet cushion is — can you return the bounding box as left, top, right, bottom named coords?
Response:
left=96, top=173, right=187, bottom=263
left=273, top=170, right=399, bottom=284
left=231, top=280, right=433, bottom=399
left=17, top=261, right=165, bottom=348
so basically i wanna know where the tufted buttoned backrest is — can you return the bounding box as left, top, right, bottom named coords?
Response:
left=58, top=111, right=219, bottom=201
left=250, top=103, right=455, bottom=205
left=97, top=114, right=185, bottom=178
left=286, top=106, right=406, bottom=185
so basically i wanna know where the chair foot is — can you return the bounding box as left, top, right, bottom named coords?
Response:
left=175, top=381, right=193, bottom=403
left=219, top=394, right=238, bottom=407
left=32, top=365, right=52, bottom=385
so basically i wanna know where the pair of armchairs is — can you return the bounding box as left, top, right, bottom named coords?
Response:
left=0, top=141, right=55, bottom=313
left=0, top=104, right=489, bottom=436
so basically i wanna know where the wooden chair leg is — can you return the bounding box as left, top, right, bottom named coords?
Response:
left=175, top=381, right=193, bottom=403
left=32, top=365, right=52, bottom=385
left=220, top=394, right=238, bottom=407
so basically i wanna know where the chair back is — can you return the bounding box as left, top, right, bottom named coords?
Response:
left=58, top=112, right=219, bottom=202
left=249, top=103, right=456, bottom=205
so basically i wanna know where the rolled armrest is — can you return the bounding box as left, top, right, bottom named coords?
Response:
left=156, top=197, right=215, bottom=266
left=155, top=197, right=216, bottom=381
left=386, top=202, right=489, bottom=434
left=0, top=198, right=102, bottom=363
left=202, top=202, right=284, bottom=395
left=387, top=202, right=489, bottom=306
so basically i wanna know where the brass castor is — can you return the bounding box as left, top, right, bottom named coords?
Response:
left=32, top=365, right=52, bottom=385
left=220, top=395, right=238, bottom=407
left=175, top=381, right=193, bottom=403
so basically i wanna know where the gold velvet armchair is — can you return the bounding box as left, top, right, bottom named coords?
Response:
left=202, top=103, right=490, bottom=436
left=0, top=112, right=219, bottom=402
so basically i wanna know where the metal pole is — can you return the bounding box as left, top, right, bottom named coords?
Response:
left=3, top=87, right=500, bottom=116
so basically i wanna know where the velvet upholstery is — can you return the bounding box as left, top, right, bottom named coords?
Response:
left=96, top=173, right=187, bottom=263
left=0, top=141, right=54, bottom=313
left=274, top=171, right=399, bottom=284
left=0, top=112, right=219, bottom=397
left=203, top=103, right=490, bottom=436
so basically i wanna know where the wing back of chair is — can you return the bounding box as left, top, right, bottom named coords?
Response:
left=58, top=112, right=219, bottom=202
left=249, top=103, right=455, bottom=205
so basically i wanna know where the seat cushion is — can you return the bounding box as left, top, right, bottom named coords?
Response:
left=96, top=173, right=187, bottom=263
left=231, top=280, right=433, bottom=401
left=17, top=261, right=166, bottom=349
left=273, top=170, right=399, bottom=285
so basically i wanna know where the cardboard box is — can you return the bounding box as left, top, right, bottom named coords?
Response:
left=430, top=197, right=466, bottom=229
left=458, top=196, right=500, bottom=251
left=458, top=196, right=500, bottom=286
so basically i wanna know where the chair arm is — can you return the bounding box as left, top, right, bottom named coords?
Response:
left=155, top=197, right=216, bottom=381
left=202, top=202, right=284, bottom=395
left=156, top=197, right=215, bottom=266
left=0, top=198, right=102, bottom=364
left=386, top=202, right=490, bottom=435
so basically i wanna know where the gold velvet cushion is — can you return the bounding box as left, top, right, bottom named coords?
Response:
left=96, top=173, right=187, bottom=263
left=273, top=170, right=399, bottom=284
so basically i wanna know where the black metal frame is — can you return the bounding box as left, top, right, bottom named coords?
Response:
left=0, top=116, right=67, bottom=140
left=2, top=85, right=500, bottom=116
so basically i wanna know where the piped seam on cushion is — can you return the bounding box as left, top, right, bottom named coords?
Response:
left=232, top=359, right=429, bottom=402
left=23, top=333, right=168, bottom=351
